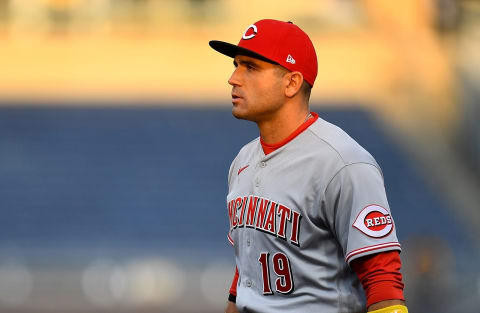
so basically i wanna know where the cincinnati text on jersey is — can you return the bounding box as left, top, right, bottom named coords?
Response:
left=227, top=196, right=301, bottom=247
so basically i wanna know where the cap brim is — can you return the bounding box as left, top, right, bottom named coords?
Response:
left=209, top=40, right=278, bottom=64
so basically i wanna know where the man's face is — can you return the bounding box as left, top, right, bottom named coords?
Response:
left=228, top=55, right=286, bottom=122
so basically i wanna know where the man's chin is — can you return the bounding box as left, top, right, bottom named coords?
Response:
left=232, top=107, right=251, bottom=121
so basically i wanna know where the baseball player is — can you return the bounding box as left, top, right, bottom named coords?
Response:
left=209, top=19, right=407, bottom=313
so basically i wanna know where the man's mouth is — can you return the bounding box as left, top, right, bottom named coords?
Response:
left=231, top=93, right=243, bottom=104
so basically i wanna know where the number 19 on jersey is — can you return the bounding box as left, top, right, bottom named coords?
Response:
left=258, top=252, right=294, bottom=295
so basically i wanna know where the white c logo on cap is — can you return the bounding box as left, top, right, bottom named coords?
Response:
left=242, top=24, right=257, bottom=40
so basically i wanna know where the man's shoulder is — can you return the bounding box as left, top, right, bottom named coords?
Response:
left=234, top=136, right=260, bottom=158
left=240, top=136, right=261, bottom=151
left=306, top=117, right=378, bottom=167
left=230, top=137, right=260, bottom=165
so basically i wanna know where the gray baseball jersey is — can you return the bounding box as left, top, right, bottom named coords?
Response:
left=226, top=113, right=401, bottom=313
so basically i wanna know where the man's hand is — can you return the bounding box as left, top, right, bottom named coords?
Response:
left=225, top=300, right=240, bottom=313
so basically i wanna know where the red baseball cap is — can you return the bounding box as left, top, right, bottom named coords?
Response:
left=209, top=19, right=318, bottom=87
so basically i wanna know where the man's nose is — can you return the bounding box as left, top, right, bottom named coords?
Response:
left=228, top=68, right=241, bottom=86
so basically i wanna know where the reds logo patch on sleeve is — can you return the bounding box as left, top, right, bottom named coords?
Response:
left=353, top=204, right=394, bottom=238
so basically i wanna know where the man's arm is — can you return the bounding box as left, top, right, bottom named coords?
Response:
left=351, top=251, right=407, bottom=312
left=368, top=299, right=406, bottom=311
left=368, top=300, right=408, bottom=312
left=323, top=163, right=407, bottom=311
left=225, top=267, right=239, bottom=313
left=225, top=300, right=239, bottom=313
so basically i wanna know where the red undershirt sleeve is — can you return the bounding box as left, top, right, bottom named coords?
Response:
left=229, top=266, right=239, bottom=296
left=350, top=251, right=405, bottom=308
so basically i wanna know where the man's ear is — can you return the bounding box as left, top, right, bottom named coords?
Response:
left=284, top=71, right=304, bottom=98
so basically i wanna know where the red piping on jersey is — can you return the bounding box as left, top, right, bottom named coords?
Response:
left=351, top=251, right=405, bottom=308
left=346, top=242, right=401, bottom=263
left=260, top=112, right=319, bottom=155
left=230, top=267, right=239, bottom=296
left=227, top=233, right=234, bottom=246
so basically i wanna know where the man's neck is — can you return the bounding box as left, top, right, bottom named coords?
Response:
left=257, top=105, right=310, bottom=145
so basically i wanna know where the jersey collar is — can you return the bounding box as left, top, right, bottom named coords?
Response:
left=260, top=112, right=319, bottom=155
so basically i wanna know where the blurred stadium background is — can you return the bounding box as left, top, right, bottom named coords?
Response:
left=0, top=0, right=479, bottom=312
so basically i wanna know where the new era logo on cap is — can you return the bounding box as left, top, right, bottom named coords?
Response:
left=286, top=54, right=295, bottom=64
left=209, top=19, right=318, bottom=86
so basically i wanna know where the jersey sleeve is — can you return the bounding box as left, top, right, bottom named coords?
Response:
left=324, top=163, right=401, bottom=264
left=226, top=157, right=237, bottom=246
left=227, top=155, right=239, bottom=189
